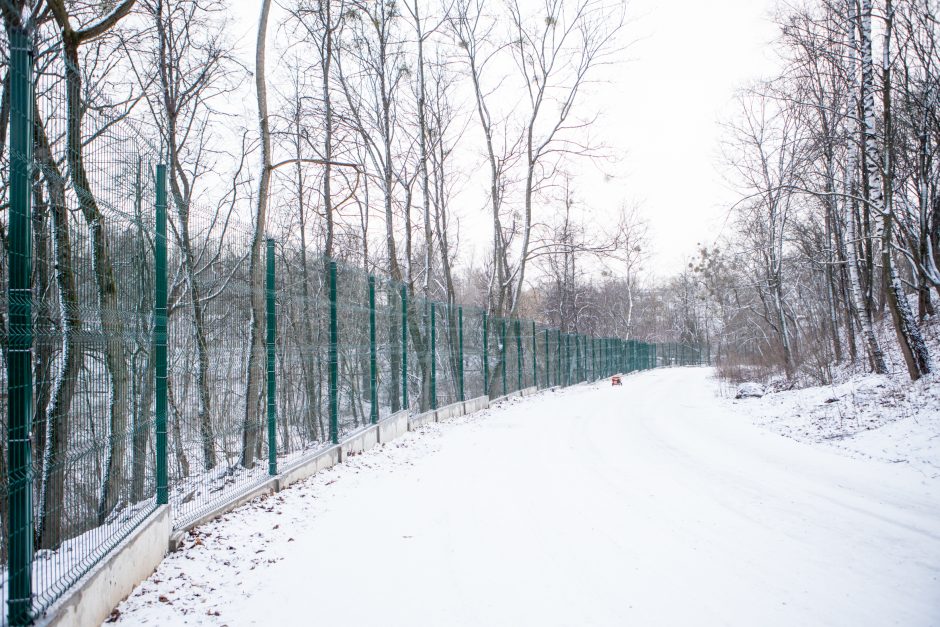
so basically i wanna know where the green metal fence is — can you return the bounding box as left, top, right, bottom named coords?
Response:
left=0, top=27, right=710, bottom=627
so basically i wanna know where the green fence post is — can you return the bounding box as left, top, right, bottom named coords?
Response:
left=369, top=276, right=378, bottom=424
left=556, top=330, right=561, bottom=386
left=515, top=319, right=523, bottom=391
left=531, top=321, right=537, bottom=389
left=430, top=302, right=437, bottom=410
left=482, top=311, right=489, bottom=397
left=501, top=319, right=507, bottom=396
left=266, top=239, right=277, bottom=474
left=329, top=261, right=339, bottom=444
left=401, top=285, right=409, bottom=410
left=155, top=165, right=168, bottom=506
left=7, top=25, right=33, bottom=625
left=458, top=306, right=465, bottom=402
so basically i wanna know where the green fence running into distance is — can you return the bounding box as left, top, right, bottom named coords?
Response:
left=0, top=22, right=708, bottom=626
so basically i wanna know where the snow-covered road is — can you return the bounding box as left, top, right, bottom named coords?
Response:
left=114, top=368, right=940, bottom=626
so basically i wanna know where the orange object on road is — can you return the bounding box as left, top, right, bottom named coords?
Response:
left=611, top=376, right=622, bottom=386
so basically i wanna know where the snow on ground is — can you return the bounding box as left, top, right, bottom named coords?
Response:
left=110, top=368, right=940, bottom=627
left=725, top=369, right=940, bottom=480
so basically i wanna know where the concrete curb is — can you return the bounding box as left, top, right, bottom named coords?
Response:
left=377, top=410, right=409, bottom=443
left=490, top=386, right=538, bottom=404
left=36, top=506, right=171, bottom=627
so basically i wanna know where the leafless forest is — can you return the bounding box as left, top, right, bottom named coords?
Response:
left=708, top=0, right=939, bottom=385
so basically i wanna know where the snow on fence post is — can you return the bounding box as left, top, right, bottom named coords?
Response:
left=401, top=285, right=409, bottom=410
left=155, top=164, right=168, bottom=504
left=369, top=275, right=378, bottom=424
left=329, top=261, right=339, bottom=444
left=430, top=302, right=437, bottom=410
left=458, top=307, right=465, bottom=402
left=266, top=239, right=277, bottom=475
left=7, top=23, right=34, bottom=625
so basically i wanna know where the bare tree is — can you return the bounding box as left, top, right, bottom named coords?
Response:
left=242, top=0, right=273, bottom=469
left=857, top=0, right=931, bottom=379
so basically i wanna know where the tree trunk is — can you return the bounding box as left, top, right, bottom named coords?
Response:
left=33, top=104, right=82, bottom=548
left=845, top=0, right=888, bottom=375
left=860, top=0, right=930, bottom=379
left=242, top=0, right=273, bottom=468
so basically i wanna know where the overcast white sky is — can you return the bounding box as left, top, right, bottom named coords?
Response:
left=595, top=0, right=781, bottom=275
left=229, top=0, right=782, bottom=277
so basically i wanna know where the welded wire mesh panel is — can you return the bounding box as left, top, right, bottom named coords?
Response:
left=376, top=277, right=404, bottom=416
left=461, top=307, right=486, bottom=400
left=528, top=322, right=541, bottom=389
left=167, top=204, right=268, bottom=528
left=433, top=302, right=460, bottom=408
left=0, top=41, right=162, bottom=621
left=509, top=320, right=523, bottom=393
left=565, top=334, right=576, bottom=385
left=534, top=327, right=548, bottom=388
left=488, top=316, right=505, bottom=397
left=334, top=261, right=372, bottom=434
left=273, top=242, right=330, bottom=456
left=405, top=293, right=433, bottom=412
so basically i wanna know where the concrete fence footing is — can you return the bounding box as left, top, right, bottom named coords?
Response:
left=35, top=506, right=172, bottom=627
